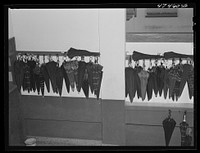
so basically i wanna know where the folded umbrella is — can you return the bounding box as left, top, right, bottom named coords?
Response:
left=162, top=110, right=176, bottom=146
left=179, top=111, right=189, bottom=146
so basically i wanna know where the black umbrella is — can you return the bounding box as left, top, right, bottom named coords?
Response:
left=162, top=110, right=176, bottom=146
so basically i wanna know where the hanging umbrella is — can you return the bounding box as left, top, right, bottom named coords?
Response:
left=162, top=110, right=176, bottom=146
left=179, top=111, right=189, bottom=146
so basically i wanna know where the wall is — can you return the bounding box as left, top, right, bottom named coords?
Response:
left=125, top=105, right=194, bottom=146
left=9, top=9, right=126, bottom=145
left=9, top=36, right=24, bottom=146
left=99, top=9, right=125, bottom=100
left=9, top=86, right=25, bottom=146
left=10, top=9, right=99, bottom=51
left=8, top=9, right=14, bottom=39
left=99, top=9, right=125, bottom=145
left=125, top=8, right=194, bottom=146
left=126, top=8, right=193, bottom=33
left=8, top=9, right=14, bottom=82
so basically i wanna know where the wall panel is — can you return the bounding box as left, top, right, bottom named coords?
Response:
left=25, top=119, right=102, bottom=140
left=125, top=105, right=194, bottom=146
left=21, top=95, right=101, bottom=123
left=102, top=99, right=125, bottom=145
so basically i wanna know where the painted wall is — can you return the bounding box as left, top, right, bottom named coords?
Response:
left=99, top=9, right=125, bottom=100
left=126, top=8, right=193, bottom=33
left=10, top=9, right=99, bottom=51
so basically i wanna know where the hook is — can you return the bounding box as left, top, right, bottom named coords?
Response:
left=16, top=53, right=21, bottom=60
left=149, top=59, right=152, bottom=69
left=62, top=54, right=65, bottom=62
left=43, top=54, right=45, bottom=63
left=160, top=58, right=164, bottom=66
left=143, top=59, right=145, bottom=68
left=165, top=59, right=168, bottom=68
left=81, top=56, right=84, bottom=61
left=89, top=56, right=93, bottom=63
left=179, top=58, right=182, bottom=65
left=155, top=59, right=158, bottom=67
left=49, top=54, right=52, bottom=62
left=190, top=59, right=193, bottom=66
left=128, top=55, right=132, bottom=67
left=64, top=54, right=68, bottom=62
left=95, top=57, right=98, bottom=64
left=57, top=54, right=59, bottom=63
left=36, top=54, right=40, bottom=64
left=136, top=60, right=139, bottom=67
left=28, top=53, right=31, bottom=60
left=168, top=109, right=171, bottom=118
left=149, top=59, right=152, bottom=67
left=172, top=58, right=175, bottom=67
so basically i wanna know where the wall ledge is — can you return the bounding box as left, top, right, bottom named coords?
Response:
left=125, top=101, right=193, bottom=111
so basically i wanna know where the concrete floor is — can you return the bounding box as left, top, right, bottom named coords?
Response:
left=25, top=136, right=117, bottom=146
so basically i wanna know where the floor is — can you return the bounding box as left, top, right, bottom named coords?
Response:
left=26, top=136, right=117, bottom=146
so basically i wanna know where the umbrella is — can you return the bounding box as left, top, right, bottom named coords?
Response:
left=162, top=110, right=176, bottom=146
left=179, top=111, right=189, bottom=146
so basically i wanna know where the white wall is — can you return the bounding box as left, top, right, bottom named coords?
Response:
left=10, top=9, right=99, bottom=51
left=99, top=9, right=125, bottom=100
left=125, top=42, right=193, bottom=104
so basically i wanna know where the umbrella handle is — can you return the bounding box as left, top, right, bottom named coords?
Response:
left=183, top=110, right=187, bottom=122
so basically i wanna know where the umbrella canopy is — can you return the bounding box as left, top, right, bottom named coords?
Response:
left=179, top=111, right=190, bottom=146
left=162, top=110, right=176, bottom=146
left=180, top=120, right=189, bottom=146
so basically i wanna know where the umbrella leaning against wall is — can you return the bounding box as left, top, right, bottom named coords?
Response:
left=179, top=111, right=192, bottom=146
left=162, top=109, right=176, bottom=146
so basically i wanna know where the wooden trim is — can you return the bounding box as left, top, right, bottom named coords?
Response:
left=126, top=33, right=193, bottom=42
